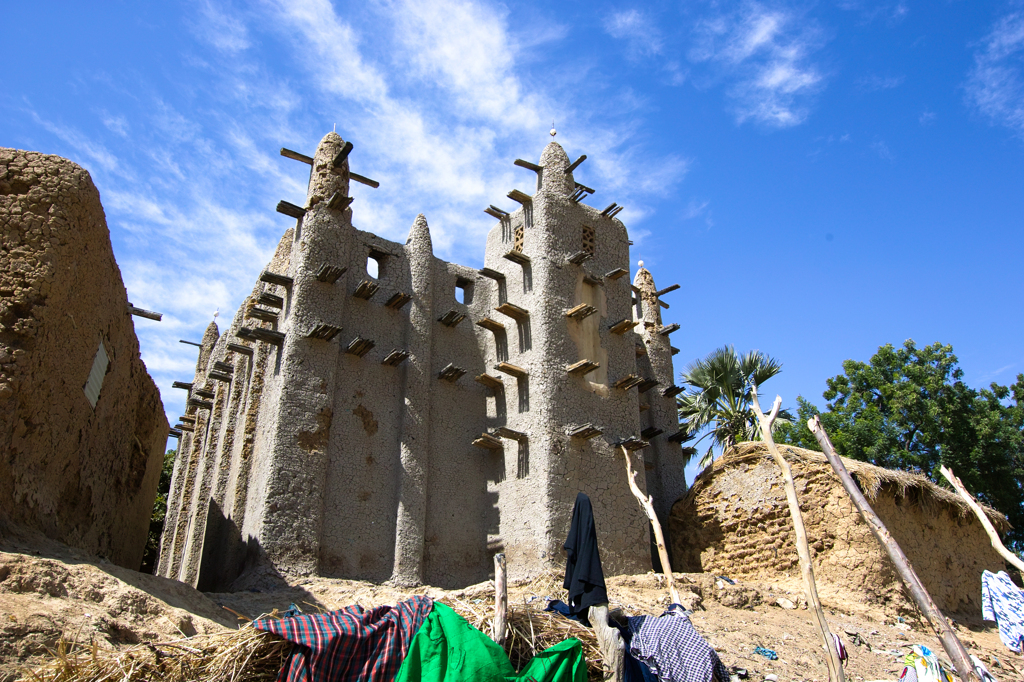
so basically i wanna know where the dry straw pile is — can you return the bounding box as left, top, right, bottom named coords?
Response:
left=20, top=573, right=606, bottom=682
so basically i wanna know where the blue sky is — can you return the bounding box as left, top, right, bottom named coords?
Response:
left=4, top=1, right=1023, bottom=482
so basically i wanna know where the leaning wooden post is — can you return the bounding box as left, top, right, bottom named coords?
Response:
left=808, top=417, right=980, bottom=682
left=493, top=553, right=508, bottom=645
left=620, top=446, right=680, bottom=604
left=750, top=388, right=845, bottom=682
left=939, top=465, right=1024, bottom=574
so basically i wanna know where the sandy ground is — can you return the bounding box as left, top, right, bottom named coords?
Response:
left=0, top=532, right=1020, bottom=681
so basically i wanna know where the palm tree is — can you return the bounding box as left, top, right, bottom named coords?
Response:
left=676, top=345, right=792, bottom=469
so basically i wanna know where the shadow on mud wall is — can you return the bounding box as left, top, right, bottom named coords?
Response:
left=197, top=498, right=264, bottom=593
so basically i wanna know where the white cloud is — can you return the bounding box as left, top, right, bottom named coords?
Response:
left=604, top=9, right=664, bottom=58
left=689, top=3, right=825, bottom=128
left=965, top=11, right=1024, bottom=137
left=857, top=74, right=905, bottom=91
left=682, top=199, right=710, bottom=220
left=837, top=1, right=908, bottom=25
left=28, top=110, right=125, bottom=175
left=101, top=113, right=129, bottom=137
left=22, top=0, right=690, bottom=424
left=193, top=0, right=252, bottom=54
left=871, top=138, right=894, bottom=161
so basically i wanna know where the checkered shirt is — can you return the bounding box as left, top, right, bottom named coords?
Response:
left=628, top=604, right=729, bottom=682
left=253, top=595, right=433, bottom=682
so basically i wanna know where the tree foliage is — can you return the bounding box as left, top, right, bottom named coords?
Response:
left=140, top=449, right=176, bottom=574
left=677, top=345, right=792, bottom=468
left=776, top=340, right=1024, bottom=546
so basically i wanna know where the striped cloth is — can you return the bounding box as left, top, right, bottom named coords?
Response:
left=253, top=596, right=433, bottom=682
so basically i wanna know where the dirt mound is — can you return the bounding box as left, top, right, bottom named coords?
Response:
left=0, top=537, right=234, bottom=681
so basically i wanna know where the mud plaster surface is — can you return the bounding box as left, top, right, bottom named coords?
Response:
left=0, top=148, right=168, bottom=570
left=160, top=134, right=687, bottom=591
left=670, top=445, right=1007, bottom=617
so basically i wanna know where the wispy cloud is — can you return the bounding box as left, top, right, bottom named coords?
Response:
left=919, top=109, right=936, bottom=125
left=965, top=11, right=1024, bottom=138
left=837, top=1, right=908, bottom=26
left=688, top=3, right=825, bottom=128
left=192, top=0, right=252, bottom=55
left=857, top=74, right=905, bottom=91
left=604, top=9, right=664, bottom=59
left=19, top=0, right=689, bottom=425
left=682, top=198, right=710, bottom=220
left=681, top=198, right=713, bottom=230
left=28, top=109, right=125, bottom=175
left=871, top=138, right=895, bottom=161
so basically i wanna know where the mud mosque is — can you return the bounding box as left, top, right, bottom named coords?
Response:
left=157, top=132, right=687, bottom=590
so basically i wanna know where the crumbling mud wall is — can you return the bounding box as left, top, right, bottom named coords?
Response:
left=0, top=149, right=169, bottom=570
left=669, top=443, right=1007, bottom=616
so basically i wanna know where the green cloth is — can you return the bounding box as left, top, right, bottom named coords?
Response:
left=395, top=601, right=587, bottom=682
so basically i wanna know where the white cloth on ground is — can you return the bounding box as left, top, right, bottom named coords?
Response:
left=981, top=570, right=1024, bottom=653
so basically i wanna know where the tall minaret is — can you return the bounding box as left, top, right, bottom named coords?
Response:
left=480, top=138, right=653, bottom=578
left=633, top=264, right=686, bottom=526
left=391, top=214, right=435, bottom=586
left=245, top=131, right=355, bottom=576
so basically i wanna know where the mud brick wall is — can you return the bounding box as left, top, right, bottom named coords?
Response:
left=670, top=444, right=1006, bottom=615
left=0, top=149, right=168, bottom=570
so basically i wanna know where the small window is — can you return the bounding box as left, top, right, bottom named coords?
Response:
left=513, top=225, right=524, bottom=253
left=455, top=277, right=474, bottom=305
left=367, top=252, right=384, bottom=279
left=582, top=225, right=596, bottom=256
left=83, top=339, right=109, bottom=408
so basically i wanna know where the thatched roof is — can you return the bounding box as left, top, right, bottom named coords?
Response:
left=686, top=441, right=1010, bottom=531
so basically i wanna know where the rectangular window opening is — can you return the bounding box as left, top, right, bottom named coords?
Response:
left=367, top=250, right=388, bottom=280
left=455, top=277, right=474, bottom=305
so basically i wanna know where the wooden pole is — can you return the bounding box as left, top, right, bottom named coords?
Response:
left=750, top=388, right=846, bottom=682
left=493, top=553, right=508, bottom=645
left=808, top=416, right=980, bottom=682
left=620, top=446, right=680, bottom=604
left=939, top=465, right=1024, bottom=574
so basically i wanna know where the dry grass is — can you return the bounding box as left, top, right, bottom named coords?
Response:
left=19, top=573, right=607, bottom=682
left=18, top=624, right=290, bottom=682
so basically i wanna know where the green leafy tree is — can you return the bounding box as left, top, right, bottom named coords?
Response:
left=140, top=449, right=176, bottom=574
left=776, top=340, right=1024, bottom=546
left=676, top=345, right=792, bottom=468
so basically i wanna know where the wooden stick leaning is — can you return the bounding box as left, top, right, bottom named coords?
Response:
left=807, top=417, right=980, bottom=682
left=620, top=446, right=680, bottom=604
left=939, top=465, right=1024, bottom=574
left=493, top=552, right=508, bottom=645
left=750, top=388, right=845, bottom=682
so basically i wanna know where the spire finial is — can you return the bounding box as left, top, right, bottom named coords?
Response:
left=638, top=260, right=644, bottom=268
left=549, top=121, right=557, bottom=137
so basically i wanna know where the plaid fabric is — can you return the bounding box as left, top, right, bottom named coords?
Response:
left=253, top=596, right=433, bottom=682
left=628, top=605, right=729, bottom=682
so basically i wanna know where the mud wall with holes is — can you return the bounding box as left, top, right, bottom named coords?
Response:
left=669, top=446, right=1006, bottom=615
left=0, top=148, right=168, bottom=570
left=159, top=132, right=688, bottom=590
